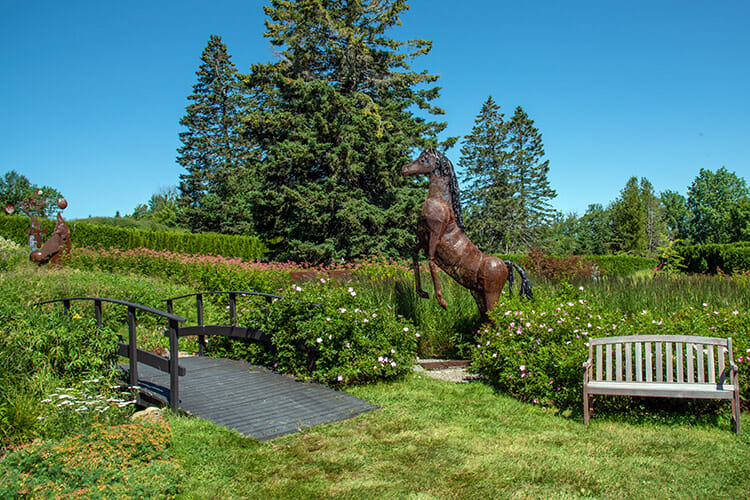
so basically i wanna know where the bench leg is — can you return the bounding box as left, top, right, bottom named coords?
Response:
left=733, top=394, right=741, bottom=434
left=583, top=387, right=590, bottom=425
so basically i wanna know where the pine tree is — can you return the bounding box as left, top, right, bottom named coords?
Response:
left=243, top=0, right=450, bottom=263
left=505, top=106, right=557, bottom=249
left=177, top=35, right=252, bottom=234
left=458, top=96, right=517, bottom=252
left=460, top=100, right=556, bottom=253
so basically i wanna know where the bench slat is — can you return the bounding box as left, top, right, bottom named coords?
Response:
left=666, top=342, right=673, bottom=383
left=616, top=343, right=622, bottom=382
left=596, top=344, right=603, bottom=381
left=646, top=342, right=653, bottom=382
left=656, top=342, right=663, bottom=382
left=696, top=343, right=705, bottom=383
left=687, top=345, right=694, bottom=383
left=677, top=343, right=684, bottom=383
left=626, top=342, right=632, bottom=382
left=635, top=343, right=643, bottom=382
left=708, top=345, right=716, bottom=384
left=606, top=344, right=613, bottom=381
left=586, top=381, right=736, bottom=399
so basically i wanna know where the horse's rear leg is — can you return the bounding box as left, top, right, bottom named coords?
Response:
left=412, top=244, right=429, bottom=299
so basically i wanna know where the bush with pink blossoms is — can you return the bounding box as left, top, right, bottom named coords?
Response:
left=206, top=278, right=419, bottom=386
left=472, top=283, right=750, bottom=420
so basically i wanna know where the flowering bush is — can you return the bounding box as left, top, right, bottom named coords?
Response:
left=0, top=235, right=25, bottom=272
left=472, top=284, right=750, bottom=416
left=207, top=279, right=419, bottom=385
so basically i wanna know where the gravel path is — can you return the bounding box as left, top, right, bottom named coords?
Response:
left=413, top=361, right=481, bottom=384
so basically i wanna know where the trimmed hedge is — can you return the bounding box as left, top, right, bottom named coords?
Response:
left=675, top=242, right=750, bottom=274
left=0, top=214, right=268, bottom=261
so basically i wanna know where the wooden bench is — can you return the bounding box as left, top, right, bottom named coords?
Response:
left=583, top=335, right=741, bottom=433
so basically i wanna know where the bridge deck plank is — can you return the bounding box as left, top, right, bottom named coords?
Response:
left=124, top=356, right=378, bottom=441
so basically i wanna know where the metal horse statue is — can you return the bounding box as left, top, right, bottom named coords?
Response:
left=402, top=148, right=532, bottom=320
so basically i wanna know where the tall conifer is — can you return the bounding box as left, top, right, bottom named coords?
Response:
left=244, top=0, right=450, bottom=262
left=177, top=35, right=252, bottom=234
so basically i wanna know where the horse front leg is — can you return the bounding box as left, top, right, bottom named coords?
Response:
left=412, top=243, right=429, bottom=299
left=427, top=259, right=448, bottom=309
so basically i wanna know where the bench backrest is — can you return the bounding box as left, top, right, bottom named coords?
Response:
left=588, top=335, right=734, bottom=385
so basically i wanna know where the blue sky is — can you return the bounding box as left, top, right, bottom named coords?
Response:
left=1, top=0, right=748, bottom=220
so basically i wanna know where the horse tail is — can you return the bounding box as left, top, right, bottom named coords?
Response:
left=504, top=260, right=533, bottom=300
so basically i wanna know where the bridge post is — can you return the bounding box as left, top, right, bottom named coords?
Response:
left=127, top=306, right=138, bottom=389
left=168, top=318, right=180, bottom=413
left=94, top=299, right=103, bottom=327
left=229, top=292, right=237, bottom=326
left=196, top=294, right=205, bottom=356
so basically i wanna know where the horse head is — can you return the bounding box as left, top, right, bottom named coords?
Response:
left=401, top=148, right=439, bottom=177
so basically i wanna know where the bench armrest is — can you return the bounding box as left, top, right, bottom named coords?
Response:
left=730, top=362, right=739, bottom=373
left=582, top=360, right=592, bottom=370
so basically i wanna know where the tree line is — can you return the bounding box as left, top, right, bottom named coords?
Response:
left=547, top=167, right=749, bottom=257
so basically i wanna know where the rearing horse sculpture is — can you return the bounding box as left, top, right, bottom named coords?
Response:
left=402, top=148, right=532, bottom=320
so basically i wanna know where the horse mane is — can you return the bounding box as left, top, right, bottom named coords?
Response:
left=430, top=148, right=466, bottom=232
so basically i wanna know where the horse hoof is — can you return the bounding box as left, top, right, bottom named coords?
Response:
left=418, top=290, right=429, bottom=299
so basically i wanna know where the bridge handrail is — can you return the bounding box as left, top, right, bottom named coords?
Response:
left=163, top=291, right=282, bottom=303
left=35, top=296, right=186, bottom=412
left=36, top=296, right=187, bottom=323
left=163, top=291, right=282, bottom=357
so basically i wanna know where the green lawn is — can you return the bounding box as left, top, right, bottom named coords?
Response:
left=169, top=374, right=750, bottom=499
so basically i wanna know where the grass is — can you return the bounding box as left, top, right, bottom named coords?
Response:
left=165, top=374, right=750, bottom=499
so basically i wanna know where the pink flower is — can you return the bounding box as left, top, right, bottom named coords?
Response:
left=316, top=337, right=323, bottom=344
left=337, top=375, right=343, bottom=382
left=519, top=365, right=526, bottom=371
left=532, top=398, right=538, bottom=404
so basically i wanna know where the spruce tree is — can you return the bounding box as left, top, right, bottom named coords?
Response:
left=460, top=100, right=556, bottom=253
left=504, top=106, right=557, bottom=249
left=458, top=96, right=517, bottom=252
left=177, top=35, right=252, bottom=234
left=243, top=0, right=450, bottom=263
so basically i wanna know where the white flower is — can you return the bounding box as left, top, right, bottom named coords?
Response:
left=316, top=337, right=323, bottom=344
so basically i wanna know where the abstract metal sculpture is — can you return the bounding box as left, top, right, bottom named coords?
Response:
left=5, top=196, right=71, bottom=266
left=402, top=148, right=532, bottom=320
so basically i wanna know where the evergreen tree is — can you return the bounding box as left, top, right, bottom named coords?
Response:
left=177, top=35, right=253, bottom=234
left=243, top=0, right=450, bottom=263
left=609, top=176, right=666, bottom=256
left=686, top=167, right=749, bottom=244
left=458, top=96, right=517, bottom=252
left=504, top=106, right=557, bottom=249
left=460, top=101, right=556, bottom=253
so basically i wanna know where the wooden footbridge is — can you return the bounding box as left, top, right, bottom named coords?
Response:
left=36, top=292, right=378, bottom=441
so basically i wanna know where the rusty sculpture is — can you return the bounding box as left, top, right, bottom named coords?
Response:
left=5, top=196, right=71, bottom=266
left=402, top=148, right=532, bottom=320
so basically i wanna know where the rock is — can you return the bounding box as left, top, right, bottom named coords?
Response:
left=130, top=406, right=164, bottom=423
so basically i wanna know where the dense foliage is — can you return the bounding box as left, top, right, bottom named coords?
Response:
left=207, top=280, right=418, bottom=385
left=676, top=241, right=750, bottom=274
left=0, top=171, right=63, bottom=219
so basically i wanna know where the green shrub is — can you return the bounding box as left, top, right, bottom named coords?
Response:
left=0, top=235, right=25, bottom=272
left=677, top=242, right=750, bottom=274
left=207, top=279, right=419, bottom=385
left=0, top=214, right=268, bottom=261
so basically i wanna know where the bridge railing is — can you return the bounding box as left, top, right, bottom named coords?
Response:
left=164, top=291, right=282, bottom=356
left=34, top=296, right=187, bottom=412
